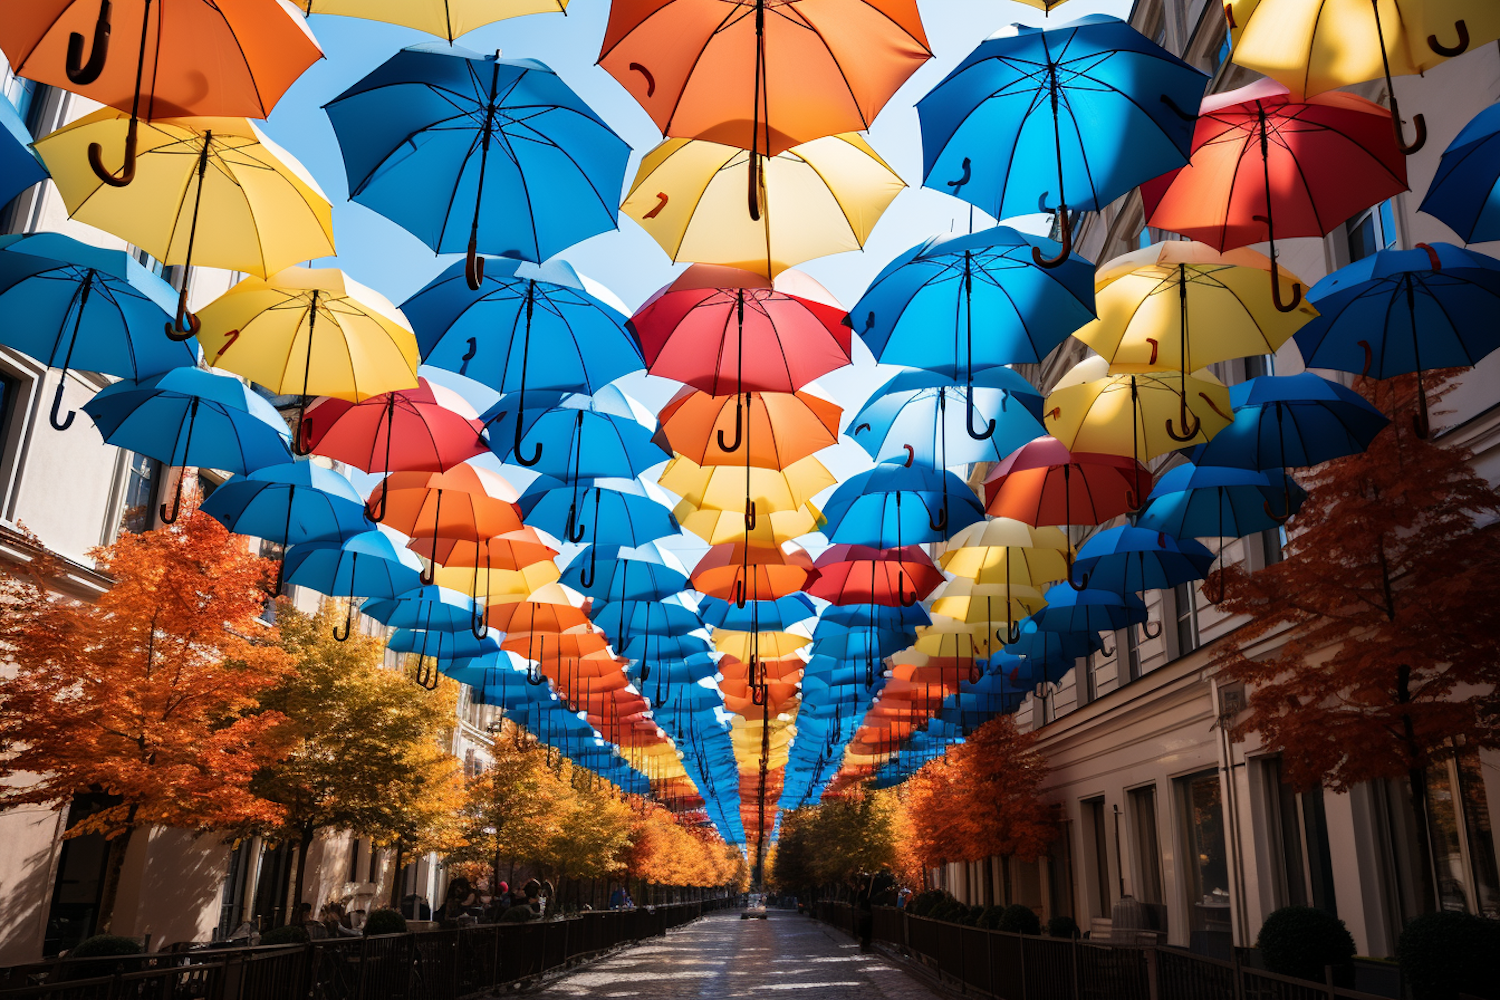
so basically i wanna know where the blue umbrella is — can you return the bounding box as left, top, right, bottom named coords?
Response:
left=362, top=585, right=477, bottom=632
left=1004, top=617, right=1103, bottom=661
left=622, top=632, right=711, bottom=663
left=823, top=458, right=984, bottom=545
left=0, top=233, right=189, bottom=431
left=520, top=479, right=678, bottom=584
left=917, top=15, right=1207, bottom=262
left=445, top=651, right=550, bottom=709
left=851, top=228, right=1095, bottom=403
left=84, top=367, right=294, bottom=523
left=809, top=630, right=913, bottom=663
left=325, top=45, right=629, bottom=276
left=1032, top=584, right=1147, bottom=634
left=390, top=627, right=503, bottom=688
left=283, top=528, right=426, bottom=639
left=700, top=594, right=817, bottom=632
left=1190, top=373, right=1389, bottom=474
left=847, top=366, right=1046, bottom=467
left=0, top=99, right=45, bottom=210
left=1418, top=102, right=1500, bottom=244
left=592, top=599, right=701, bottom=645
left=817, top=602, right=931, bottom=633
left=1293, top=243, right=1500, bottom=436
left=485, top=390, right=667, bottom=481
left=201, top=462, right=370, bottom=590
left=1072, top=526, right=1215, bottom=638
left=558, top=542, right=688, bottom=601
left=626, top=652, right=719, bottom=687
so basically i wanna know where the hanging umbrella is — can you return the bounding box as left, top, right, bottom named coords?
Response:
left=363, top=586, right=477, bottom=637
left=594, top=600, right=702, bottom=644
left=0, top=232, right=189, bottom=430
left=325, top=44, right=629, bottom=279
left=369, top=464, right=524, bottom=581
left=195, top=266, right=420, bottom=447
left=432, top=560, right=558, bottom=600
left=0, top=99, right=46, bottom=208
left=1031, top=584, right=1147, bottom=635
left=302, top=377, right=487, bottom=477
left=633, top=265, right=850, bottom=394
left=983, top=436, right=1150, bottom=526
left=1046, top=355, right=1234, bottom=461
left=418, top=527, right=558, bottom=574
left=659, top=454, right=832, bottom=544
left=820, top=602, right=931, bottom=633
left=35, top=112, right=335, bottom=335
left=1072, top=525, right=1216, bottom=608
left=299, top=0, right=566, bottom=40
left=657, top=386, right=839, bottom=470
left=847, top=367, right=1045, bottom=467
left=83, top=366, right=293, bottom=522
left=519, top=478, right=679, bottom=578
left=803, top=544, right=944, bottom=608
left=1189, top=373, right=1390, bottom=473
left=485, top=392, right=668, bottom=480
left=701, top=593, right=817, bottom=632
left=929, top=578, right=1047, bottom=626
left=939, top=518, right=1071, bottom=587
left=486, top=595, right=590, bottom=634
left=1140, top=80, right=1406, bottom=310
left=822, top=459, right=984, bottom=546
left=691, top=541, right=814, bottom=602
left=1293, top=242, right=1500, bottom=436
left=389, top=627, right=500, bottom=662
left=1137, top=462, right=1307, bottom=540
left=621, top=133, right=904, bottom=278
left=1, top=0, right=320, bottom=189
left=917, top=15, right=1207, bottom=264
left=284, top=528, right=425, bottom=639
left=1419, top=102, right=1500, bottom=244
left=559, top=543, right=690, bottom=602
left=1226, top=0, right=1498, bottom=153
left=1003, top=617, right=1102, bottom=661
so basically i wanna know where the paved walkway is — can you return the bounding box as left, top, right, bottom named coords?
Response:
left=529, top=910, right=943, bottom=999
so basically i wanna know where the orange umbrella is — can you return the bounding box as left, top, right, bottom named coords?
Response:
left=691, top=540, right=813, bottom=600
left=598, top=0, right=929, bottom=216
left=486, top=598, right=590, bottom=633
left=367, top=465, right=523, bottom=581
left=502, top=630, right=611, bottom=660
left=656, top=385, right=840, bottom=469
left=2, top=0, right=320, bottom=186
left=415, top=528, right=558, bottom=571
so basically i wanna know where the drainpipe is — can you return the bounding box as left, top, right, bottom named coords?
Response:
left=1212, top=678, right=1252, bottom=948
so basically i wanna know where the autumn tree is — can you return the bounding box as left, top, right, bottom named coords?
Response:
left=251, top=602, right=465, bottom=913
left=768, top=790, right=905, bottom=894
left=0, top=510, right=291, bottom=931
left=1211, top=374, right=1500, bottom=912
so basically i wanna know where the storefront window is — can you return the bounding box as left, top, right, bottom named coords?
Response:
left=1178, top=769, right=1231, bottom=946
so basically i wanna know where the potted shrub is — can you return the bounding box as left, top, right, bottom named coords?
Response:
left=996, top=904, right=1041, bottom=935
left=363, top=910, right=409, bottom=936
left=1255, top=906, right=1356, bottom=984
left=1397, top=910, right=1500, bottom=1000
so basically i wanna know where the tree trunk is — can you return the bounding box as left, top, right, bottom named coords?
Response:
left=94, top=814, right=138, bottom=935
left=290, top=822, right=317, bottom=915
left=1396, top=665, right=1439, bottom=913
left=390, top=842, right=406, bottom=908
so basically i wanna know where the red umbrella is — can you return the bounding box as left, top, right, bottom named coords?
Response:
left=1141, top=79, right=1407, bottom=312
left=983, top=436, right=1149, bottom=527
left=803, top=544, right=943, bottom=607
left=302, top=377, right=486, bottom=475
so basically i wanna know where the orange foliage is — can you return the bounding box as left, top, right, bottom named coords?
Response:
left=623, top=805, right=741, bottom=888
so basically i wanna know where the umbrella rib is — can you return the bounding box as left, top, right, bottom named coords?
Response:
left=782, top=6, right=875, bottom=130
left=658, top=3, right=748, bottom=136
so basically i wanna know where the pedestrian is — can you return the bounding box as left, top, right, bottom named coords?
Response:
left=490, top=881, right=511, bottom=920
left=609, top=884, right=627, bottom=910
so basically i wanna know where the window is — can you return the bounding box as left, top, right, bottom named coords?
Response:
left=119, top=452, right=160, bottom=535
left=1048, top=817, right=1076, bottom=920
left=1123, top=626, right=1142, bottom=683
left=1260, top=757, right=1337, bottom=914
left=1407, top=746, right=1500, bottom=917
left=217, top=842, right=252, bottom=941
left=1177, top=770, right=1232, bottom=944
left=1079, top=658, right=1097, bottom=706
left=1174, top=583, right=1200, bottom=656
left=368, top=846, right=381, bottom=885
left=1261, top=525, right=1287, bottom=568
left=43, top=793, right=117, bottom=955
left=1242, top=354, right=1274, bottom=381
left=348, top=838, right=362, bottom=883
left=1130, top=785, right=1164, bottom=905
left=1084, top=797, right=1111, bottom=917
left=1347, top=200, right=1398, bottom=261
left=0, top=370, right=18, bottom=464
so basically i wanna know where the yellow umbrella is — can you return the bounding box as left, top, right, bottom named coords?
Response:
left=1074, top=242, right=1316, bottom=375
left=299, top=0, right=566, bottom=41
left=659, top=454, right=832, bottom=544
left=198, top=268, right=420, bottom=421
left=35, top=110, right=335, bottom=335
left=621, top=133, right=904, bottom=278
left=939, top=518, right=1072, bottom=588
left=676, top=503, right=821, bottom=546
left=1227, top=0, right=1497, bottom=152
left=713, top=630, right=810, bottom=662
left=1046, top=355, right=1232, bottom=460
left=929, top=578, right=1047, bottom=628
left=1012, top=0, right=1071, bottom=9
left=433, top=559, right=559, bottom=599
left=913, top=616, right=1002, bottom=660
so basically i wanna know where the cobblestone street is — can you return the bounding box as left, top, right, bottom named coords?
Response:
left=529, top=911, right=943, bottom=998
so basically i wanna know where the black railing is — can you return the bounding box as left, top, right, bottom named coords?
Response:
left=813, top=903, right=1391, bottom=1000
left=0, top=899, right=733, bottom=1000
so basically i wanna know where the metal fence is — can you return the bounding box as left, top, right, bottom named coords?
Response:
left=815, top=902, right=1393, bottom=1000
left=0, top=899, right=731, bottom=1000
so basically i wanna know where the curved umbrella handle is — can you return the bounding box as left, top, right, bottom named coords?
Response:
left=898, top=572, right=918, bottom=608
left=334, top=600, right=353, bottom=643
left=577, top=543, right=598, bottom=589
left=1002, top=619, right=1023, bottom=645
left=1390, top=96, right=1427, bottom=155
left=459, top=337, right=478, bottom=379
left=367, top=486, right=388, bottom=524
left=49, top=380, right=78, bottom=432
left=927, top=497, right=948, bottom=533
left=1165, top=392, right=1201, bottom=442
left=66, top=0, right=112, bottom=85
left=965, top=385, right=995, bottom=441
left=1124, top=489, right=1143, bottom=516
left=1262, top=487, right=1293, bottom=525
left=1099, top=633, right=1115, bottom=658
left=566, top=502, right=587, bottom=543
left=744, top=501, right=757, bottom=532
left=465, top=234, right=485, bottom=291
left=1428, top=19, right=1469, bottom=56
left=1140, top=618, right=1162, bottom=642
left=88, top=122, right=138, bottom=189
left=470, top=599, right=488, bottom=641
left=734, top=578, right=747, bottom=610
left=513, top=411, right=543, bottom=467
left=159, top=472, right=186, bottom=526
left=164, top=284, right=201, bottom=341
left=1066, top=552, right=1090, bottom=592
left=1268, top=256, right=1303, bottom=313
left=717, top=396, right=744, bottom=453
left=1031, top=205, right=1072, bottom=269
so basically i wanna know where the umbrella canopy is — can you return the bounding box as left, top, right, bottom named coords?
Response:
left=1189, top=373, right=1389, bottom=470
left=369, top=465, right=524, bottom=571
left=822, top=459, right=985, bottom=546
left=486, top=597, right=590, bottom=633
left=803, top=544, right=944, bottom=607
left=1046, top=355, right=1234, bottom=461
left=362, top=585, right=477, bottom=631
left=1293, top=242, right=1500, bottom=435
left=853, top=227, right=1095, bottom=375
left=692, top=541, right=814, bottom=600
left=302, top=377, right=487, bottom=476
left=658, top=387, right=840, bottom=470
left=599, top=0, right=930, bottom=157
left=486, top=394, right=667, bottom=480
left=389, top=628, right=501, bottom=661
left=659, top=454, right=832, bottom=541
left=918, top=15, right=1207, bottom=258
left=1072, top=525, right=1216, bottom=594
left=1419, top=102, right=1500, bottom=244
left=1031, top=584, right=1147, bottom=633
left=929, top=578, right=1048, bottom=625
left=633, top=266, right=850, bottom=394
left=299, top=0, right=566, bottom=40
left=0, top=232, right=188, bottom=431
left=559, top=543, right=690, bottom=602
left=520, top=478, right=679, bottom=550
left=1137, top=462, right=1307, bottom=538
left=325, top=45, right=629, bottom=272
left=83, top=366, right=293, bottom=521
left=939, top=518, right=1072, bottom=588
left=285, top=527, right=426, bottom=638
left=0, top=99, right=46, bottom=208
left=418, top=528, right=558, bottom=571
left=621, top=133, right=904, bottom=278
left=701, top=594, right=817, bottom=632
left=35, top=112, right=335, bottom=335
left=1004, top=617, right=1102, bottom=661
left=594, top=600, right=702, bottom=643
left=847, top=367, right=1045, bottom=467
left=982, top=436, right=1150, bottom=525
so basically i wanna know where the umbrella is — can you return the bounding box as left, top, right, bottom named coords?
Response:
left=283, top=528, right=426, bottom=639
left=917, top=14, right=1207, bottom=264
left=691, top=541, right=814, bottom=602
left=389, top=627, right=500, bottom=662
left=1189, top=373, right=1389, bottom=473
left=1, top=0, right=320, bottom=187
left=1138, top=462, right=1307, bottom=540
left=369, top=465, right=524, bottom=584
left=804, top=544, right=944, bottom=608
left=930, top=578, right=1047, bottom=626
left=196, top=266, right=420, bottom=446
left=1046, top=355, right=1234, bottom=461
left=594, top=600, right=702, bottom=644
left=657, top=386, right=839, bottom=470
left=1004, top=617, right=1102, bottom=662
left=486, top=393, right=668, bottom=481
left=82, top=366, right=293, bottom=522
left=621, top=133, right=904, bottom=278
left=299, top=0, right=566, bottom=40
left=559, top=543, right=689, bottom=602
left=35, top=112, right=335, bottom=335
left=401, top=257, right=644, bottom=463
left=364, top=585, right=477, bottom=635
left=659, top=454, right=832, bottom=544
left=701, top=594, right=817, bottom=632
left=1293, top=242, right=1500, bottom=436
left=633, top=265, right=850, bottom=394
left=1072, top=525, right=1216, bottom=617
left=200, top=461, right=371, bottom=588
left=1031, top=584, right=1147, bottom=634
left=325, top=44, right=629, bottom=278
left=1226, top=0, right=1498, bottom=153
left=418, top=528, right=557, bottom=573
left=301, top=377, right=487, bottom=476
left=431, top=560, right=558, bottom=600
left=486, top=596, right=590, bottom=634
left=0, top=232, right=188, bottom=430
left=519, top=478, right=679, bottom=576
left=0, top=98, right=45, bottom=208
left=820, top=602, right=931, bottom=633
left=847, top=367, right=1045, bottom=467
left=1419, top=102, right=1500, bottom=243
left=939, top=518, right=1071, bottom=587
left=1140, top=80, right=1406, bottom=310
left=822, top=459, right=984, bottom=546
